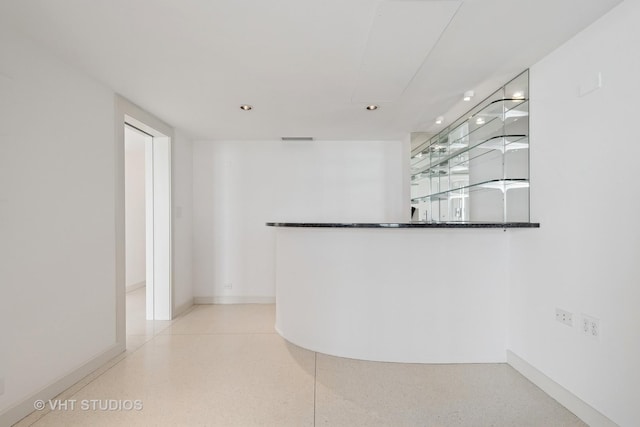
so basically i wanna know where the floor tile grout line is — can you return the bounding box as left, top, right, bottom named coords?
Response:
left=141, top=303, right=199, bottom=335
left=157, top=331, right=277, bottom=336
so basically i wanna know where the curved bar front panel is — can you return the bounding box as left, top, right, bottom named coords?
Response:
left=273, top=226, right=515, bottom=363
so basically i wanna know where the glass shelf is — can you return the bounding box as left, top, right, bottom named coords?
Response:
left=410, top=134, right=528, bottom=178
left=411, top=179, right=529, bottom=202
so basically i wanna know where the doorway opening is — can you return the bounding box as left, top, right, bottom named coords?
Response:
left=123, top=117, right=172, bottom=349
left=124, top=124, right=148, bottom=343
left=116, top=96, right=174, bottom=351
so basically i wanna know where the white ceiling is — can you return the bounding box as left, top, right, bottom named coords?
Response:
left=0, top=0, right=622, bottom=141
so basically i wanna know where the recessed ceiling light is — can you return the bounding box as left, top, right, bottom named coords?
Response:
left=463, top=90, right=474, bottom=101
left=366, top=105, right=379, bottom=111
left=435, top=116, right=444, bottom=125
left=476, top=117, right=485, bottom=125
left=240, top=104, right=253, bottom=111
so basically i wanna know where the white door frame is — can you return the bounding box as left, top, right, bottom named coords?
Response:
left=115, top=95, right=173, bottom=348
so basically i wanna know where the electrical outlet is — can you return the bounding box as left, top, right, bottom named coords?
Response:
left=555, top=308, right=573, bottom=327
left=582, top=315, right=600, bottom=338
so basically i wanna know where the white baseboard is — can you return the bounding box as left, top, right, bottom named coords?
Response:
left=173, top=298, right=194, bottom=317
left=0, top=343, right=125, bottom=427
left=506, top=350, right=617, bottom=427
left=125, top=280, right=145, bottom=293
left=194, top=296, right=276, bottom=305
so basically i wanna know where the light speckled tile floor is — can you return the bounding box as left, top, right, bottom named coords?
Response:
left=14, top=303, right=586, bottom=427
left=315, top=356, right=585, bottom=427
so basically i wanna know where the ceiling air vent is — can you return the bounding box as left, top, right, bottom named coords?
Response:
left=281, top=137, right=314, bottom=141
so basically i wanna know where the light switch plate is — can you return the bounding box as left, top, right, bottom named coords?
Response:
left=579, top=72, right=602, bottom=97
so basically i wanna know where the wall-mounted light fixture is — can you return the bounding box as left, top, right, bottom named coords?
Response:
left=240, top=104, right=253, bottom=111
left=281, top=137, right=314, bottom=141
left=366, top=104, right=379, bottom=110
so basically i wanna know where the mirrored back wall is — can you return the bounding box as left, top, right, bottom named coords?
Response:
left=410, top=70, right=530, bottom=223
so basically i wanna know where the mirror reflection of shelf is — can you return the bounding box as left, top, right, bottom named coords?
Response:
left=476, top=136, right=528, bottom=153
left=411, top=99, right=529, bottom=159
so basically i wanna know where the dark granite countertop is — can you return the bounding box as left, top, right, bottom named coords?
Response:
left=266, top=222, right=540, bottom=229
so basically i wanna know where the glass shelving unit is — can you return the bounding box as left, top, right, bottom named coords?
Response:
left=411, top=70, right=530, bottom=222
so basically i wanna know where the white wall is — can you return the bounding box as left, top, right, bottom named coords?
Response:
left=509, top=1, right=639, bottom=425
left=124, top=127, right=147, bottom=290
left=0, top=25, right=119, bottom=422
left=192, top=140, right=406, bottom=300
